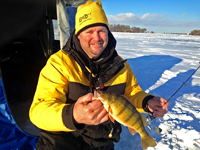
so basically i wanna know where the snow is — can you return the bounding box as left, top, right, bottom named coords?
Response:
left=112, top=32, right=200, bottom=150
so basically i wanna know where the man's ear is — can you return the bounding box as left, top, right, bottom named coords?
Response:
left=77, top=35, right=80, bottom=40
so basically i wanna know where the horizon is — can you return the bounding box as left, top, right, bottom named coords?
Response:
left=101, top=0, right=200, bottom=33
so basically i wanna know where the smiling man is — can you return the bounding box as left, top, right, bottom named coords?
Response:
left=78, top=26, right=109, bottom=59
left=29, top=0, right=169, bottom=150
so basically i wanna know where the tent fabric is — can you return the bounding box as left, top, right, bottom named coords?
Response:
left=0, top=1, right=46, bottom=50
left=0, top=78, right=38, bottom=150
left=56, top=0, right=87, bottom=48
left=0, top=1, right=87, bottom=149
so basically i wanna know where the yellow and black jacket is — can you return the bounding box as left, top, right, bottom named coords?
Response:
left=29, top=30, right=154, bottom=149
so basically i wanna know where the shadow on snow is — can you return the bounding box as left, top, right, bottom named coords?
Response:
left=115, top=55, right=200, bottom=149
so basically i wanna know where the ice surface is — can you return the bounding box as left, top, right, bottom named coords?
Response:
left=113, top=32, right=200, bottom=150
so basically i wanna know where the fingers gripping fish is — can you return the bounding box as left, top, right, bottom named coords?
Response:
left=93, top=90, right=157, bottom=149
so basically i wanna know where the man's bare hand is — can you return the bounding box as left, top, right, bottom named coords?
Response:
left=73, top=93, right=109, bottom=125
left=147, top=97, right=169, bottom=118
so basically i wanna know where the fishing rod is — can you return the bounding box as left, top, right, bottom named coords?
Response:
left=166, top=62, right=200, bottom=104
left=146, top=62, right=200, bottom=133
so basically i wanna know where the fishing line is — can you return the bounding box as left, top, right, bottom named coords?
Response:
left=146, top=62, right=200, bottom=133
left=165, top=62, right=200, bottom=104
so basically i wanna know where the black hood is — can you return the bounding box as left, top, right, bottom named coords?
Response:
left=63, top=29, right=117, bottom=65
left=62, top=30, right=125, bottom=91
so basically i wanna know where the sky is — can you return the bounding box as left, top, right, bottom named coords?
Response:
left=100, top=0, right=200, bottom=33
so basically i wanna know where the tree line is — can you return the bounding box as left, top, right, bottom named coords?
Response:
left=190, top=30, right=200, bottom=36
left=108, top=24, right=200, bottom=36
left=108, top=24, right=147, bottom=33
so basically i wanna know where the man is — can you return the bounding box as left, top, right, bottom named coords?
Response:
left=29, top=0, right=169, bottom=150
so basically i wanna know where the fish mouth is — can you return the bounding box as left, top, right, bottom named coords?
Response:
left=93, top=90, right=105, bottom=102
left=94, top=90, right=100, bottom=98
left=94, top=91, right=99, bottom=98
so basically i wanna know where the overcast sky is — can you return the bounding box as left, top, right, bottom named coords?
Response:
left=101, top=0, right=200, bottom=33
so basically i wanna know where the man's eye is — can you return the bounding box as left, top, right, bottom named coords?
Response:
left=100, top=29, right=107, bottom=33
left=86, top=31, right=92, bottom=34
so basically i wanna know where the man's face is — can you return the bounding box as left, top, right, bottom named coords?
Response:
left=78, top=26, right=109, bottom=59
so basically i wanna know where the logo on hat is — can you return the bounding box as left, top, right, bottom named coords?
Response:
left=79, top=13, right=92, bottom=25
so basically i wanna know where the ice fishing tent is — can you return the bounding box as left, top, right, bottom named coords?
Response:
left=0, top=0, right=86, bottom=149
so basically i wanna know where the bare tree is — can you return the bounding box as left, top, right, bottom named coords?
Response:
left=108, top=24, right=148, bottom=33
left=190, top=30, right=200, bottom=36
left=141, top=28, right=147, bottom=33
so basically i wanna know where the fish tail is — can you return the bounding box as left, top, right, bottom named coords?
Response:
left=141, top=134, right=157, bottom=149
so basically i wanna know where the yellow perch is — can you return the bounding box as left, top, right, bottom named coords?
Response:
left=94, top=90, right=157, bottom=149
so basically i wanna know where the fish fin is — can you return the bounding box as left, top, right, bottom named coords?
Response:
left=108, top=106, right=115, bottom=123
left=121, top=94, right=129, bottom=99
left=141, top=134, right=157, bottom=149
left=128, top=127, right=137, bottom=135
left=121, top=95, right=133, bottom=104
left=139, top=113, right=147, bottom=127
left=108, top=105, right=112, bottom=114
left=109, top=114, right=115, bottom=123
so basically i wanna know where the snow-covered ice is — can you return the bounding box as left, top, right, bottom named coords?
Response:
left=112, top=32, right=200, bottom=150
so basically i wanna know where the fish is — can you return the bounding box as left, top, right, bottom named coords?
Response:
left=93, top=90, right=157, bottom=149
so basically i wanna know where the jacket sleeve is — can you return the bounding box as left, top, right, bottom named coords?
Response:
left=29, top=52, right=77, bottom=132
left=124, top=62, right=154, bottom=113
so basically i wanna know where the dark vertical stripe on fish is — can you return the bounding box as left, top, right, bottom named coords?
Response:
left=130, top=117, right=143, bottom=128
left=123, top=108, right=138, bottom=123
left=115, top=98, right=129, bottom=117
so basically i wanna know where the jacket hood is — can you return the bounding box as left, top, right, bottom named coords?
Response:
left=62, top=29, right=119, bottom=74
left=62, top=29, right=125, bottom=92
left=63, top=29, right=117, bottom=64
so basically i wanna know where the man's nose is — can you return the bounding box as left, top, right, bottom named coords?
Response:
left=93, top=32, right=101, bottom=41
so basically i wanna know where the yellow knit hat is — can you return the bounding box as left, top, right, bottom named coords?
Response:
left=75, top=0, right=108, bottom=35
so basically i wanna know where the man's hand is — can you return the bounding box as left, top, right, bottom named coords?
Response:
left=147, top=97, right=169, bottom=118
left=73, top=93, right=109, bottom=125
